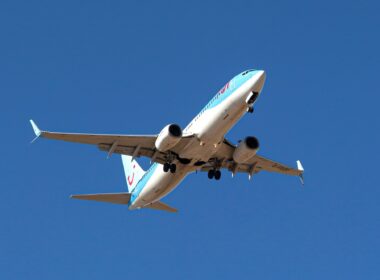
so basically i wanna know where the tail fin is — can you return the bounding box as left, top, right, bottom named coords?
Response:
left=121, top=155, right=145, bottom=192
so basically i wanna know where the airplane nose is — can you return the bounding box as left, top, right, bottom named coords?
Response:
left=251, top=70, right=266, bottom=93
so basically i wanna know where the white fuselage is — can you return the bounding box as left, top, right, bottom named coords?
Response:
left=129, top=70, right=266, bottom=210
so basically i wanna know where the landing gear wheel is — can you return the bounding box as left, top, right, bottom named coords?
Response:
left=208, top=169, right=215, bottom=179
left=247, top=107, right=254, bottom=113
left=163, top=163, right=170, bottom=173
left=214, top=170, right=221, bottom=180
left=170, top=163, right=177, bottom=173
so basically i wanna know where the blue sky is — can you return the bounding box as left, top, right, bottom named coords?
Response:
left=0, top=0, right=379, bottom=279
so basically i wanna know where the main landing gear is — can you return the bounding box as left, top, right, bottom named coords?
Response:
left=163, top=163, right=177, bottom=173
left=208, top=169, right=221, bottom=180
left=163, top=151, right=177, bottom=173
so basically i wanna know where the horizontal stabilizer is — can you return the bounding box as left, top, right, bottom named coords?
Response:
left=145, top=201, right=178, bottom=213
left=70, top=192, right=131, bottom=204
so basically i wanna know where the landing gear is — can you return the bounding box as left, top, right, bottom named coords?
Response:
left=247, top=106, right=254, bottom=113
left=208, top=169, right=221, bottom=180
left=214, top=170, right=221, bottom=180
left=163, top=163, right=177, bottom=173
left=170, top=163, right=176, bottom=173
left=163, top=163, right=170, bottom=172
left=163, top=151, right=177, bottom=173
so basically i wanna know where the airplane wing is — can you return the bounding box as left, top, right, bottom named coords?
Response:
left=200, top=138, right=304, bottom=183
left=30, top=120, right=195, bottom=164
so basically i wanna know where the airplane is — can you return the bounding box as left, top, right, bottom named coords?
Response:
left=30, top=69, right=304, bottom=213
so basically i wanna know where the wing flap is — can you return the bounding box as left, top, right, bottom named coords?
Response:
left=40, top=131, right=157, bottom=146
left=200, top=138, right=303, bottom=178
left=70, top=192, right=131, bottom=204
left=97, top=144, right=167, bottom=164
left=29, top=120, right=196, bottom=163
left=250, top=155, right=303, bottom=176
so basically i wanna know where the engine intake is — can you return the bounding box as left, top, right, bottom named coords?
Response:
left=233, top=136, right=260, bottom=163
left=155, top=124, right=183, bottom=152
left=168, top=123, right=182, bottom=137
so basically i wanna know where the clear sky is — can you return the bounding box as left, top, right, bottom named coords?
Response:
left=0, top=0, right=379, bottom=279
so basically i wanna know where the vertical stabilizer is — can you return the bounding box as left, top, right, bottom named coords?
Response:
left=121, top=155, right=145, bottom=192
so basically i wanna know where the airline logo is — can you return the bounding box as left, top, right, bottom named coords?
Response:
left=219, top=81, right=230, bottom=94
left=127, top=164, right=136, bottom=186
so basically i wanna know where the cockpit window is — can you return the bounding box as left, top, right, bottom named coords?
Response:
left=242, top=69, right=256, bottom=76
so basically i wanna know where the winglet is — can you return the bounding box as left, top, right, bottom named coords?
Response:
left=30, top=120, right=42, bottom=143
left=296, top=160, right=304, bottom=185
left=30, top=120, right=41, bottom=136
left=297, top=160, right=304, bottom=172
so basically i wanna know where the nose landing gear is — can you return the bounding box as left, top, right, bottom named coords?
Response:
left=246, top=91, right=258, bottom=114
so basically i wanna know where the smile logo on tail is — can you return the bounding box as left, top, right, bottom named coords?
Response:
left=128, top=164, right=135, bottom=186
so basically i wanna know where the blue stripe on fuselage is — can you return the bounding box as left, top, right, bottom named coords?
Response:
left=203, top=70, right=259, bottom=111
left=129, top=70, right=260, bottom=206
left=129, top=163, right=159, bottom=206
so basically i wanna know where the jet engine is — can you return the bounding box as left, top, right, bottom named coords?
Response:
left=232, top=136, right=260, bottom=163
left=155, top=124, right=182, bottom=152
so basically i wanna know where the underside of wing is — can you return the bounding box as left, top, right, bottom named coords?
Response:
left=30, top=120, right=196, bottom=164
left=200, top=138, right=304, bottom=179
left=97, top=134, right=196, bottom=164
left=247, top=155, right=303, bottom=176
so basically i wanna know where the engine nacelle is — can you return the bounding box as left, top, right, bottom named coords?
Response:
left=155, top=124, right=182, bottom=152
left=233, top=136, right=260, bottom=163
